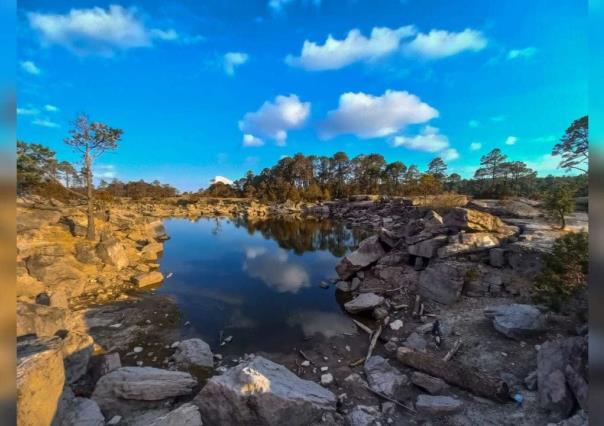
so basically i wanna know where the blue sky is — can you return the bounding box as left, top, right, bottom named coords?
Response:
left=16, top=0, right=587, bottom=191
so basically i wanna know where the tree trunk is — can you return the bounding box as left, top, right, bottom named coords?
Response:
left=560, top=210, right=566, bottom=230
left=85, top=149, right=95, bottom=241
left=396, top=347, right=509, bottom=402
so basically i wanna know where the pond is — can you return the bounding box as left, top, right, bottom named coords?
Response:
left=156, top=217, right=369, bottom=355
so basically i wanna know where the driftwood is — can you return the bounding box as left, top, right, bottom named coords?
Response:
left=393, top=303, right=408, bottom=310
left=349, top=357, right=365, bottom=367
left=363, top=384, right=416, bottom=413
left=365, top=325, right=382, bottom=362
left=443, top=339, right=462, bottom=362
left=396, top=347, right=509, bottom=402
left=352, top=319, right=373, bottom=335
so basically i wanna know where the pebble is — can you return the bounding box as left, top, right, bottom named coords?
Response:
left=171, top=341, right=180, bottom=348
left=345, top=345, right=351, bottom=352
left=320, top=366, right=329, bottom=372
left=107, top=416, right=122, bottom=425
left=321, top=373, right=334, bottom=385
left=301, top=360, right=310, bottom=367
left=184, top=321, right=191, bottom=326
left=214, top=354, right=223, bottom=361
left=133, top=347, right=143, bottom=353
left=389, top=320, right=404, bottom=331
left=136, top=361, right=143, bottom=366
left=109, top=323, right=122, bottom=329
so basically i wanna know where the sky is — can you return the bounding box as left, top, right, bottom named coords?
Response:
left=16, top=0, right=588, bottom=191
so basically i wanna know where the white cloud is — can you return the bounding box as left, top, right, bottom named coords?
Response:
left=95, top=164, right=116, bottom=179
left=20, top=60, right=41, bottom=75
left=507, top=47, right=537, bottom=60
left=242, top=133, right=265, bottom=147
left=212, top=175, right=233, bottom=185
left=32, top=118, right=59, bottom=128
left=490, top=115, right=506, bottom=122
left=239, top=94, right=310, bottom=145
left=17, top=107, right=39, bottom=116
left=405, top=28, right=487, bottom=59
left=525, top=154, right=568, bottom=176
left=468, top=119, right=479, bottom=128
left=505, top=136, right=517, bottom=145
left=391, top=125, right=449, bottom=152
left=28, top=5, right=179, bottom=55
left=286, top=26, right=416, bottom=71
left=44, top=104, right=59, bottom=112
left=470, top=142, right=482, bottom=150
left=223, top=52, right=249, bottom=75
left=243, top=246, right=310, bottom=293
left=269, top=0, right=321, bottom=13
left=441, top=147, right=460, bottom=161
left=319, top=90, right=438, bottom=139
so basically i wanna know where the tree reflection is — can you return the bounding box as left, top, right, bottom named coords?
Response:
left=231, top=217, right=368, bottom=257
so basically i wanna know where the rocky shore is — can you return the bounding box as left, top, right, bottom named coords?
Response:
left=16, top=194, right=588, bottom=425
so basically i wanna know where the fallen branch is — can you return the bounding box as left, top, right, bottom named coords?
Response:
left=352, top=319, right=373, bottom=335
left=365, top=325, right=382, bottom=362
left=299, top=350, right=313, bottom=364
left=349, top=357, right=365, bottom=367
left=443, top=339, right=462, bottom=362
left=412, top=295, right=421, bottom=317
left=393, top=303, right=408, bottom=310
left=363, top=385, right=416, bottom=413
left=396, top=347, right=509, bottom=402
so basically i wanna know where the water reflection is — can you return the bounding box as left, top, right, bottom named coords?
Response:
left=157, top=217, right=367, bottom=354
left=243, top=246, right=310, bottom=294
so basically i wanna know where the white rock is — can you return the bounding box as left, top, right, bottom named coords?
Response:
left=301, top=360, right=310, bottom=367
left=389, top=320, right=403, bottom=331
left=321, top=373, right=334, bottom=385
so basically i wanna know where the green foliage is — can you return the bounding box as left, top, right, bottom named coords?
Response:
left=533, top=232, right=588, bottom=311
left=552, top=115, right=588, bottom=173
left=99, top=179, right=179, bottom=199
left=17, top=141, right=58, bottom=192
left=543, top=185, right=575, bottom=229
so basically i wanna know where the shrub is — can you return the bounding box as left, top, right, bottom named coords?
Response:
left=533, top=232, right=588, bottom=311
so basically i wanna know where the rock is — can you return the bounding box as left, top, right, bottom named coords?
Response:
left=418, top=262, right=466, bottom=305
left=345, top=405, right=380, bottom=426
left=538, top=337, right=587, bottom=421
left=74, top=241, right=97, bottom=264
left=443, top=207, right=509, bottom=233
left=321, top=373, right=334, bottom=385
left=319, top=281, right=329, bottom=289
left=35, top=292, right=51, bottom=306
left=364, top=356, right=408, bottom=397
left=17, top=208, right=62, bottom=232
left=547, top=410, right=587, bottom=426
left=489, top=248, right=506, bottom=268
left=53, top=387, right=105, bottom=426
left=344, top=293, right=384, bottom=314
left=437, top=232, right=500, bottom=258
left=173, top=338, right=214, bottom=369
left=403, top=332, right=427, bottom=352
left=336, top=235, right=386, bottom=280
left=411, top=372, right=449, bottom=395
left=140, top=242, right=164, bottom=261
left=373, top=306, right=388, bottom=320
left=17, top=336, right=65, bottom=426
left=415, top=394, right=464, bottom=415
left=468, top=199, right=541, bottom=219
left=147, top=403, right=202, bottom=426
left=147, top=220, right=169, bottom=241
left=484, top=304, right=545, bottom=339
left=92, top=367, right=197, bottom=418
left=61, top=331, right=94, bottom=383
left=96, top=239, right=129, bottom=270
left=524, top=370, right=538, bottom=391
left=408, top=235, right=448, bottom=258
left=90, top=353, right=122, bottom=382
left=107, top=416, right=122, bottom=425
left=132, top=271, right=164, bottom=288
left=389, top=319, right=403, bottom=331
left=17, top=301, right=67, bottom=337
left=194, top=355, right=336, bottom=425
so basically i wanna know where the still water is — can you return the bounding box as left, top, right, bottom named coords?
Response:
left=156, top=217, right=368, bottom=354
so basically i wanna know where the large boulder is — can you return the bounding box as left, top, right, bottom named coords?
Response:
left=172, top=338, right=214, bottom=370
left=344, top=293, right=384, bottom=314
left=96, top=239, right=129, bottom=270
left=443, top=208, right=510, bottom=233
left=147, top=220, right=169, bottom=241
left=53, top=387, right=105, bottom=426
left=468, top=199, right=541, bottom=219
left=418, top=262, right=466, bottom=305
left=146, top=403, right=202, bottom=426
left=336, top=235, right=386, bottom=280
left=132, top=271, right=164, bottom=288
left=484, top=304, right=545, bottom=340
left=437, top=232, right=500, bottom=258
left=17, top=336, right=65, bottom=426
left=408, top=235, right=448, bottom=259
left=92, top=367, right=197, bottom=418
left=364, top=356, right=408, bottom=397
left=538, top=337, right=587, bottom=421
left=17, top=302, right=67, bottom=337
left=194, top=355, right=336, bottom=425
left=17, top=207, right=62, bottom=232
left=61, top=331, right=94, bottom=383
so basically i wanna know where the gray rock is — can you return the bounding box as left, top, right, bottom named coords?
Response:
left=147, top=403, right=202, bottom=426
left=415, top=394, right=464, bottom=415
left=344, top=293, right=385, bottom=314
left=408, top=235, right=448, bottom=258
left=53, top=388, right=105, bottom=426
left=484, top=304, right=545, bottom=339
left=336, top=235, right=386, bottom=280
left=373, top=306, right=389, bottom=320
left=403, top=332, right=427, bottom=352
left=418, top=262, right=465, bottom=305
left=411, top=372, right=448, bottom=395
left=61, top=331, right=94, bottom=383
left=92, top=367, right=197, bottom=418
left=147, top=220, right=169, bottom=241
left=336, top=278, right=360, bottom=292
left=437, top=232, right=500, bottom=258
left=364, top=356, right=408, bottom=397
left=345, top=405, right=380, bottom=426
left=173, top=338, right=214, bottom=369
left=194, top=355, right=336, bottom=425
left=96, top=239, right=129, bottom=270
left=489, top=248, right=506, bottom=268
left=524, top=370, right=538, bottom=391
left=538, top=337, right=587, bottom=421
left=90, top=353, right=122, bottom=382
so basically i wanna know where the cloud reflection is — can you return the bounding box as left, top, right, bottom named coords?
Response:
left=243, top=246, right=310, bottom=293
left=287, top=310, right=356, bottom=338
